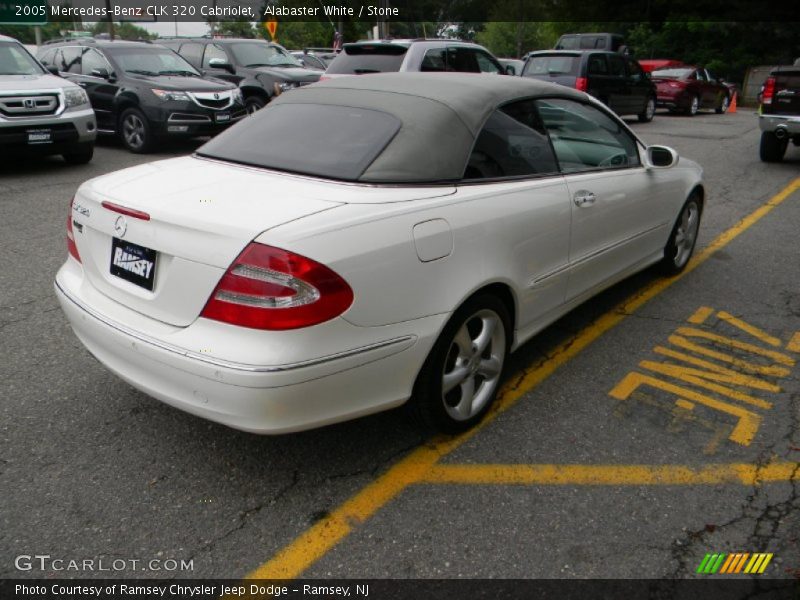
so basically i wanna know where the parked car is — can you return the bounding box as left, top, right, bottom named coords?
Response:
left=158, top=38, right=321, bottom=114
left=650, top=66, right=731, bottom=115
left=498, top=58, right=525, bottom=76
left=290, top=50, right=326, bottom=71
left=555, top=33, right=628, bottom=54
left=291, top=48, right=339, bottom=70
left=638, top=59, right=685, bottom=73
left=0, top=34, right=96, bottom=163
left=522, top=50, right=656, bottom=122
left=758, top=62, right=800, bottom=162
left=55, top=73, right=703, bottom=434
left=324, top=39, right=509, bottom=78
left=37, top=39, right=245, bottom=153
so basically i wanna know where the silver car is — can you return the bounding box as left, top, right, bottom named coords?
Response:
left=0, top=34, right=96, bottom=163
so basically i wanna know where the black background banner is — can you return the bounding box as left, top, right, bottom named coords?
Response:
left=26, top=0, right=800, bottom=23
left=3, top=579, right=800, bottom=600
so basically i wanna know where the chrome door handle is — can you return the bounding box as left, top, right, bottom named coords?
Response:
left=573, top=191, right=596, bottom=207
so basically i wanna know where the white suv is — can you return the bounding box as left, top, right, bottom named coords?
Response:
left=0, top=34, right=96, bottom=163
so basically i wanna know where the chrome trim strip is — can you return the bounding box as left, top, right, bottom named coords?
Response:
left=569, top=222, right=669, bottom=270
left=187, top=90, right=234, bottom=110
left=168, top=113, right=212, bottom=123
left=0, top=88, right=65, bottom=119
left=529, top=263, right=570, bottom=288
left=55, top=279, right=415, bottom=373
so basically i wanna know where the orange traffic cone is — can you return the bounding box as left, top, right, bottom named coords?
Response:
left=728, top=92, right=737, bottom=113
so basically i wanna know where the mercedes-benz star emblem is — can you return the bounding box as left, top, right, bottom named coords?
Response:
left=114, top=215, right=127, bottom=238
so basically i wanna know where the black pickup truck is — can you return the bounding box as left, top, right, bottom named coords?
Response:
left=759, top=60, right=800, bottom=162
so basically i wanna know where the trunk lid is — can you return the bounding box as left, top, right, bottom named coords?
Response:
left=73, top=156, right=345, bottom=327
left=72, top=156, right=453, bottom=326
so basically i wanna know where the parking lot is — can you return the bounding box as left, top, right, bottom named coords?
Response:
left=1, top=108, right=799, bottom=582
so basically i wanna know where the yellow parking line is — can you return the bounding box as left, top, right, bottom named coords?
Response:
left=247, top=177, right=800, bottom=580
left=419, top=462, right=800, bottom=486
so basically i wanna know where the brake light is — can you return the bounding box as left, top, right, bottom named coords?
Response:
left=762, top=76, right=775, bottom=105
left=201, top=243, right=354, bottom=330
left=575, top=77, right=588, bottom=92
left=67, top=198, right=81, bottom=263
left=102, top=200, right=150, bottom=221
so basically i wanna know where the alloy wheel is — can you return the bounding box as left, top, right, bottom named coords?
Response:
left=673, top=201, right=700, bottom=268
left=441, top=309, right=506, bottom=421
left=123, top=114, right=146, bottom=150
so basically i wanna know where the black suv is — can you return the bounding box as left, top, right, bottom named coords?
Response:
left=158, top=38, right=321, bottom=114
left=38, top=39, right=246, bottom=153
left=522, top=50, right=656, bottom=122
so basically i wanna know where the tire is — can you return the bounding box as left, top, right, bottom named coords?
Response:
left=408, top=294, right=511, bottom=433
left=119, top=107, right=153, bottom=153
left=245, top=95, right=266, bottom=115
left=685, top=94, right=699, bottom=116
left=638, top=96, right=656, bottom=122
left=660, top=194, right=702, bottom=275
left=62, top=143, right=94, bottom=165
left=759, top=131, right=787, bottom=162
left=715, top=94, right=729, bottom=114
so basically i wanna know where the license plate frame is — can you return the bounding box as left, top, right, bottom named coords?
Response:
left=215, top=112, right=231, bottom=123
left=110, top=237, right=157, bottom=291
left=27, top=129, right=52, bottom=144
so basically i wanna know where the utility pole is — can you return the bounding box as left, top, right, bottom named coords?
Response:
left=105, top=0, right=115, bottom=40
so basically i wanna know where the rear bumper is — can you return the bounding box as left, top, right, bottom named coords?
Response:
left=759, top=113, right=800, bottom=135
left=54, top=260, right=445, bottom=434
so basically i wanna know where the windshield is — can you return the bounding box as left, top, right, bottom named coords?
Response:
left=229, top=43, right=301, bottom=67
left=0, top=42, right=45, bottom=75
left=652, top=68, right=694, bottom=79
left=109, top=47, right=200, bottom=76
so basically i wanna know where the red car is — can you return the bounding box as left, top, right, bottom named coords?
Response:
left=638, top=59, right=684, bottom=73
left=651, top=65, right=731, bottom=115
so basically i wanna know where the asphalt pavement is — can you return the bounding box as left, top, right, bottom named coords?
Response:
left=1, top=109, right=798, bottom=582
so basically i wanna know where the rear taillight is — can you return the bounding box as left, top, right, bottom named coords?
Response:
left=320, top=75, right=331, bottom=81
left=575, top=77, right=588, bottom=92
left=67, top=198, right=81, bottom=263
left=762, top=77, right=776, bottom=105
left=201, top=243, right=353, bottom=330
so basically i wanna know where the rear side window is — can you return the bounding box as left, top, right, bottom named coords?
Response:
left=59, top=46, right=82, bottom=73
left=587, top=54, right=608, bottom=76
left=464, top=100, right=558, bottom=180
left=536, top=98, right=640, bottom=173
left=197, top=104, right=402, bottom=181
left=523, top=55, right=578, bottom=77
left=81, top=49, right=108, bottom=75
left=326, top=44, right=407, bottom=75
left=178, top=42, right=204, bottom=68
left=608, top=55, right=626, bottom=77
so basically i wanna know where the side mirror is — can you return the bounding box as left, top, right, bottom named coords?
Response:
left=46, top=65, right=60, bottom=76
left=646, top=145, right=679, bottom=169
left=208, top=58, right=234, bottom=73
left=504, top=64, right=516, bottom=76
left=91, top=67, right=109, bottom=79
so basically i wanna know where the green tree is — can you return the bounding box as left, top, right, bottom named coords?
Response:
left=89, top=21, right=155, bottom=41
left=475, top=22, right=557, bottom=58
left=211, top=20, right=257, bottom=39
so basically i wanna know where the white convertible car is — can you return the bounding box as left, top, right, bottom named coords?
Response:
left=56, top=73, right=704, bottom=434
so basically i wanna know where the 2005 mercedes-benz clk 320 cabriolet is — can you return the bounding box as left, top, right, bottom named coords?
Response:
left=56, top=73, right=704, bottom=434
